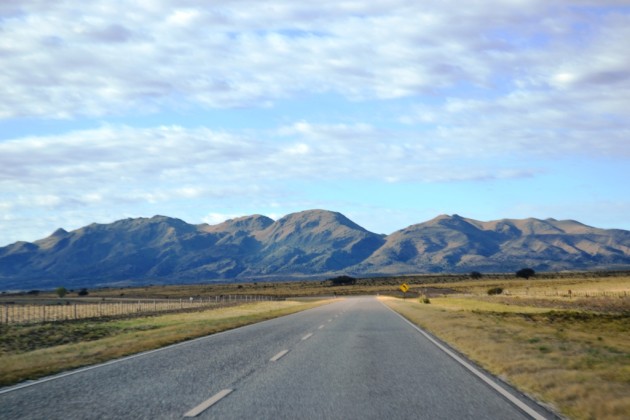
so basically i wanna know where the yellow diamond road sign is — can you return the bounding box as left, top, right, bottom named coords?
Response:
left=399, top=283, right=409, bottom=293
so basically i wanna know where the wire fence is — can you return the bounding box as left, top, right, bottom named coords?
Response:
left=1, top=295, right=280, bottom=325
left=504, top=290, right=629, bottom=298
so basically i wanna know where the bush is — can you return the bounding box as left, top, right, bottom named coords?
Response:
left=77, top=288, right=89, bottom=296
left=329, top=275, right=357, bottom=286
left=516, top=268, right=536, bottom=279
left=470, top=271, right=483, bottom=279
left=55, top=287, right=67, bottom=298
left=487, top=287, right=503, bottom=295
left=421, top=296, right=431, bottom=304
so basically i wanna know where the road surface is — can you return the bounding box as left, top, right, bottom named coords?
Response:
left=0, top=297, right=554, bottom=419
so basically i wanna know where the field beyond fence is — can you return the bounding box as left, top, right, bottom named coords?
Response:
left=1, top=295, right=279, bottom=325
left=499, top=289, right=628, bottom=298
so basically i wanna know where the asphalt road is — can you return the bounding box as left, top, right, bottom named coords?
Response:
left=0, top=297, right=554, bottom=419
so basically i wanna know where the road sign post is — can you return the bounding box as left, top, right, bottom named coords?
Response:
left=399, top=283, right=409, bottom=298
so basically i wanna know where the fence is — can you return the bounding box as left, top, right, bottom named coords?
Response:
left=1, top=295, right=279, bottom=325
left=503, top=290, right=629, bottom=298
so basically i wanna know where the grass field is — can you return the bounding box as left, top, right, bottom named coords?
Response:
left=2, top=273, right=629, bottom=419
left=383, top=275, right=630, bottom=420
left=0, top=299, right=332, bottom=388
left=4, top=271, right=627, bottom=301
left=0, top=295, right=278, bottom=325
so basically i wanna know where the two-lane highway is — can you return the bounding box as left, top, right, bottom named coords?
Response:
left=0, top=297, right=553, bottom=419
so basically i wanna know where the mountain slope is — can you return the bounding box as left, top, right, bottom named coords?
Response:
left=0, top=211, right=629, bottom=289
left=248, top=210, right=386, bottom=274
left=359, top=215, right=630, bottom=273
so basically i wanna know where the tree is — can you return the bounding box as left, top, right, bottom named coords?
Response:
left=78, top=288, right=89, bottom=296
left=55, top=286, right=68, bottom=298
left=329, top=275, right=357, bottom=286
left=516, top=268, right=536, bottom=279
left=470, top=271, right=483, bottom=280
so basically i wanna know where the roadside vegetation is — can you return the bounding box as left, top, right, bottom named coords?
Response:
left=0, top=299, right=332, bottom=387
left=383, top=274, right=630, bottom=420
left=2, top=271, right=629, bottom=419
left=3, top=270, right=627, bottom=301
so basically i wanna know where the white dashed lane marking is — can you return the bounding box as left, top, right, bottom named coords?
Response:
left=184, top=389, right=233, bottom=417
left=270, top=349, right=289, bottom=362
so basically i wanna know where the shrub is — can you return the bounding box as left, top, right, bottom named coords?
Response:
left=516, top=268, right=536, bottom=279
left=55, top=287, right=67, bottom=298
left=77, top=288, right=89, bottom=296
left=470, top=271, right=483, bottom=279
left=421, top=296, right=431, bottom=304
left=329, top=275, right=357, bottom=286
left=487, top=287, right=503, bottom=295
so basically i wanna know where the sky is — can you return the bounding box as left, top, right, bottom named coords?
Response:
left=1, top=1, right=629, bottom=246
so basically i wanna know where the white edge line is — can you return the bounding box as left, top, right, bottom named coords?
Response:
left=0, top=300, right=342, bottom=396
left=318, top=324, right=325, bottom=329
left=184, top=389, right=233, bottom=417
left=302, top=333, right=314, bottom=341
left=382, top=301, right=547, bottom=420
left=270, top=349, right=289, bottom=362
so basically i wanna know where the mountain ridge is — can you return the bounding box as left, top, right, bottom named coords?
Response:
left=1, top=210, right=629, bottom=290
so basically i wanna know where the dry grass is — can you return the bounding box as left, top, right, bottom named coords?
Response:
left=0, top=299, right=249, bottom=324
left=3, top=273, right=629, bottom=417
left=383, top=291, right=630, bottom=420
left=431, top=275, right=630, bottom=297
left=0, top=299, right=332, bottom=387
left=426, top=297, right=554, bottom=313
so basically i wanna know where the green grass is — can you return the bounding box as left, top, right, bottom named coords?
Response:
left=0, top=322, right=128, bottom=354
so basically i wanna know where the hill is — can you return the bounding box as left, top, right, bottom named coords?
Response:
left=1, top=210, right=629, bottom=289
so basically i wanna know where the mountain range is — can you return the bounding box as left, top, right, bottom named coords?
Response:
left=1, top=209, right=629, bottom=290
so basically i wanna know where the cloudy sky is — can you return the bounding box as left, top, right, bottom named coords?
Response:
left=1, top=1, right=629, bottom=246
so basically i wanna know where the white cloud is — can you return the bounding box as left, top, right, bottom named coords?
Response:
left=0, top=1, right=629, bottom=245
left=5, top=1, right=627, bottom=117
left=0, top=121, right=548, bottom=219
left=167, top=9, right=201, bottom=27
left=202, top=212, right=244, bottom=226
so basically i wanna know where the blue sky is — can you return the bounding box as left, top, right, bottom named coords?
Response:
left=1, top=1, right=629, bottom=246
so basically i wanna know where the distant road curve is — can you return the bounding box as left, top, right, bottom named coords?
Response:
left=0, top=297, right=556, bottom=419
